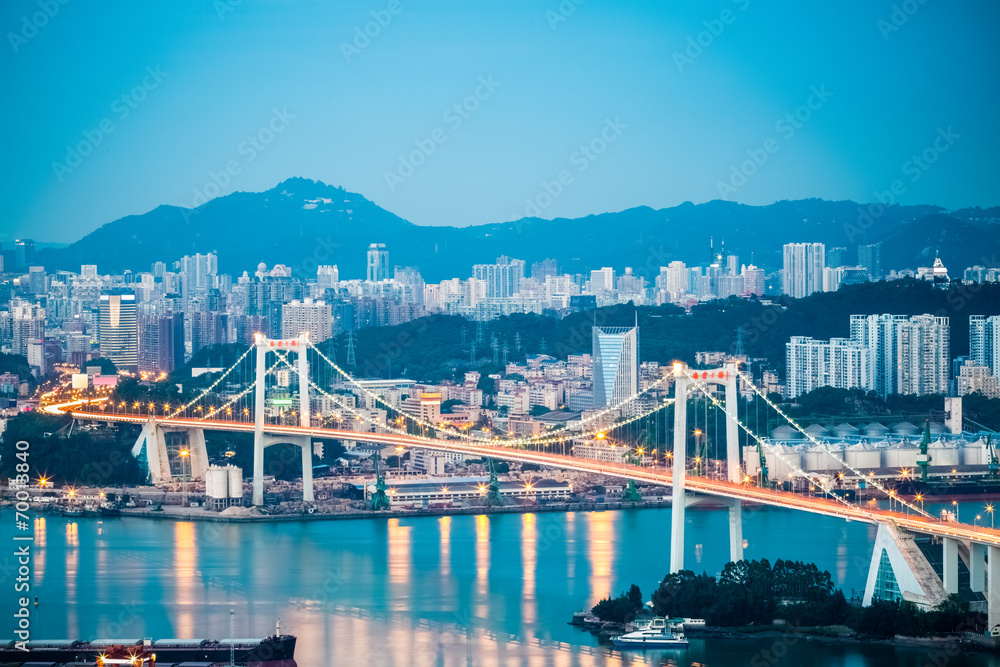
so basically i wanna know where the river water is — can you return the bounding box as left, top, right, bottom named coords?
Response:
left=3, top=504, right=999, bottom=666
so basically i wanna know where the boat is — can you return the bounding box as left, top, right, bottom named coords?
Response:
left=611, top=617, right=689, bottom=648
left=0, top=632, right=296, bottom=665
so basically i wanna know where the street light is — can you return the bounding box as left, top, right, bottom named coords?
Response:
left=988, top=504, right=994, bottom=529
left=952, top=500, right=959, bottom=523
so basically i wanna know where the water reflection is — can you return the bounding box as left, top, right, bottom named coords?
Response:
left=174, top=522, right=196, bottom=637
left=475, top=514, right=489, bottom=619
left=33, top=517, right=45, bottom=586
left=439, top=516, right=450, bottom=577
left=65, top=522, right=78, bottom=638
left=585, top=511, right=614, bottom=604
left=387, top=518, right=411, bottom=593
left=15, top=508, right=958, bottom=667
left=521, top=513, right=536, bottom=629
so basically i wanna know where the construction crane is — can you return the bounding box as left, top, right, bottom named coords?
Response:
left=916, top=421, right=932, bottom=483
left=485, top=457, right=503, bottom=506
left=369, top=452, right=391, bottom=510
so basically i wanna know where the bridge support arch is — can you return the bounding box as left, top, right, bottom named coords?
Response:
left=131, top=417, right=209, bottom=485
left=252, top=333, right=313, bottom=507
left=670, top=362, right=743, bottom=573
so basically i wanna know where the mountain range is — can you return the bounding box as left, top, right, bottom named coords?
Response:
left=37, top=178, right=1000, bottom=282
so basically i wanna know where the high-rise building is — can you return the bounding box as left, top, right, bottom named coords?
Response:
left=28, top=267, right=46, bottom=295
left=589, top=267, right=615, bottom=294
left=317, top=265, right=339, bottom=288
left=785, top=335, right=869, bottom=399
left=782, top=243, right=825, bottom=298
left=180, top=252, right=218, bottom=302
left=138, top=313, right=185, bottom=374
left=473, top=256, right=525, bottom=299
left=858, top=242, right=882, bottom=280
left=14, top=239, right=35, bottom=271
left=592, top=325, right=638, bottom=407
left=367, top=243, right=389, bottom=282
left=189, top=311, right=229, bottom=355
left=281, top=298, right=333, bottom=343
left=530, top=258, right=559, bottom=280
left=742, top=265, right=765, bottom=296
left=897, top=315, right=950, bottom=396
left=99, top=290, right=138, bottom=369
left=849, top=313, right=949, bottom=397
left=850, top=314, right=907, bottom=397
left=970, top=315, right=1000, bottom=379
left=826, top=246, right=847, bottom=268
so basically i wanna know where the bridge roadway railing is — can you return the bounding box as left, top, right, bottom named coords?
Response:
left=71, top=411, right=1000, bottom=547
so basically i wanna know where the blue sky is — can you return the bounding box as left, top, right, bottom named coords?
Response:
left=2, top=0, right=998, bottom=243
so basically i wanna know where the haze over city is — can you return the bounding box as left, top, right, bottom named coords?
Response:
left=4, top=2, right=1000, bottom=666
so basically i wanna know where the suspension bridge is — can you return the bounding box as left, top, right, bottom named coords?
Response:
left=44, top=333, right=1000, bottom=632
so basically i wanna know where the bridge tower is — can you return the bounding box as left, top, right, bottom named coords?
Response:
left=252, top=333, right=314, bottom=507
left=670, top=362, right=743, bottom=573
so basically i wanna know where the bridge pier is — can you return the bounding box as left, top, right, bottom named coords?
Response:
left=990, top=546, right=1000, bottom=634
left=728, top=498, right=744, bottom=563
left=131, top=417, right=209, bottom=485
left=670, top=369, right=687, bottom=574
left=671, top=363, right=744, bottom=573
left=971, top=542, right=986, bottom=593
left=943, top=537, right=959, bottom=595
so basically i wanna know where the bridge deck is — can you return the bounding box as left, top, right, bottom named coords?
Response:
left=71, top=411, right=1000, bottom=547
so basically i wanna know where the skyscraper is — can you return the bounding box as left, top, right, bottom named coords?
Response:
left=592, top=325, right=638, bottom=407
left=897, top=315, right=950, bottom=396
left=858, top=242, right=882, bottom=280
left=367, top=243, right=389, bottom=282
left=138, top=313, right=185, bottom=374
left=970, top=315, right=1000, bottom=379
left=473, top=256, right=525, bottom=298
left=782, top=243, right=825, bottom=298
left=281, top=298, right=333, bottom=343
left=14, top=239, right=35, bottom=271
left=850, top=314, right=907, bottom=397
left=99, top=290, right=138, bottom=369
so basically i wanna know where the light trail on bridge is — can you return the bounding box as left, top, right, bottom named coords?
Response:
left=68, top=410, right=1000, bottom=547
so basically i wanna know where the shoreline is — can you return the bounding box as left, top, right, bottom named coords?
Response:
left=572, top=618, right=1000, bottom=653
left=30, top=499, right=681, bottom=523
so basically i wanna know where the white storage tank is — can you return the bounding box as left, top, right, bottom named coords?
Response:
left=228, top=465, right=244, bottom=500
left=208, top=466, right=229, bottom=499
left=928, top=440, right=960, bottom=468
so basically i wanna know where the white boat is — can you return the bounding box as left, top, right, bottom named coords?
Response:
left=611, top=617, right=688, bottom=648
